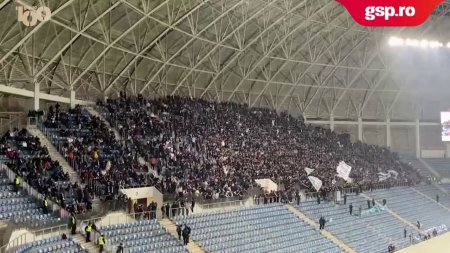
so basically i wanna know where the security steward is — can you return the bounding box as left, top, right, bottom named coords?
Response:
left=69, top=213, right=77, bottom=235
left=85, top=222, right=93, bottom=242
left=42, top=196, right=49, bottom=214
left=98, top=234, right=105, bottom=253
left=14, top=175, right=20, bottom=192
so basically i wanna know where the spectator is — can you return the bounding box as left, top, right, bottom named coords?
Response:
left=182, top=225, right=191, bottom=245
left=42, top=196, right=49, bottom=214
left=116, top=243, right=124, bottom=253
left=98, top=234, right=105, bottom=253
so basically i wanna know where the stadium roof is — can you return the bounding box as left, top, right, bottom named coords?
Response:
left=1, top=0, right=450, bottom=121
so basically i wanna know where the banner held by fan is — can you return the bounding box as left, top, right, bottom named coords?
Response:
left=336, top=161, right=352, bottom=182
left=308, top=176, right=323, bottom=192
left=305, top=167, right=314, bottom=176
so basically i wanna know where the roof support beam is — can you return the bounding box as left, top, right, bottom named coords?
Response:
left=250, top=9, right=351, bottom=107
left=0, top=0, right=75, bottom=64
left=105, top=0, right=226, bottom=93
left=133, top=0, right=245, bottom=94
left=176, top=0, right=308, bottom=97
left=33, top=1, right=122, bottom=82
left=226, top=1, right=337, bottom=102
left=0, top=84, right=93, bottom=105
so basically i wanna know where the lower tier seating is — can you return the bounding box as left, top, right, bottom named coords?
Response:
left=174, top=204, right=342, bottom=253
left=365, top=187, right=450, bottom=231
left=295, top=195, right=410, bottom=253
left=0, top=171, right=58, bottom=226
left=100, top=219, right=187, bottom=253
left=14, top=236, right=86, bottom=253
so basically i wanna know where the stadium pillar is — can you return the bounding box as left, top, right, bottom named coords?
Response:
left=33, top=82, right=40, bottom=110
left=386, top=118, right=391, bottom=148
left=357, top=117, right=363, bottom=141
left=415, top=119, right=420, bottom=158
left=330, top=115, right=335, bottom=131
left=70, top=90, right=75, bottom=109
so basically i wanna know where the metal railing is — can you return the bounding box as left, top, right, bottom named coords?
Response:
left=0, top=223, right=68, bottom=253
left=341, top=181, right=414, bottom=195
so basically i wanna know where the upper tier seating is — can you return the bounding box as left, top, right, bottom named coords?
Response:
left=99, top=96, right=422, bottom=199
left=423, top=159, right=450, bottom=178
left=295, top=196, right=410, bottom=253
left=14, top=236, right=86, bottom=253
left=365, top=187, right=450, bottom=231
left=0, top=128, right=71, bottom=205
left=413, top=184, right=450, bottom=208
left=42, top=105, right=152, bottom=201
left=174, top=204, right=342, bottom=253
left=100, top=219, right=187, bottom=253
left=400, top=155, right=432, bottom=177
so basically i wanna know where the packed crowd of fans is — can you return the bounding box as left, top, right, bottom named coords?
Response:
left=0, top=127, right=83, bottom=212
left=43, top=104, right=155, bottom=204
left=95, top=94, right=422, bottom=200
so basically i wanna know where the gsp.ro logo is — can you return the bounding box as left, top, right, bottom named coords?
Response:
left=16, top=5, right=51, bottom=27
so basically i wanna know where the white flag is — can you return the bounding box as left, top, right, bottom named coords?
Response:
left=336, top=161, right=352, bottom=181
left=138, top=157, right=146, bottom=166
left=387, top=170, right=398, bottom=179
left=308, top=176, right=322, bottom=192
left=378, top=172, right=390, bottom=182
left=305, top=167, right=314, bottom=175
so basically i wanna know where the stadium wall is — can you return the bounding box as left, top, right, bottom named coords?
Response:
left=398, top=232, right=450, bottom=253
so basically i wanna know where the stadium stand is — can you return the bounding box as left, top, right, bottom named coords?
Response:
left=0, top=131, right=63, bottom=226
left=99, top=219, right=187, bottom=253
left=295, top=195, right=411, bottom=253
left=98, top=96, right=422, bottom=200
left=413, top=184, right=450, bottom=208
left=174, top=204, right=342, bottom=253
left=365, top=187, right=450, bottom=232
left=400, top=155, right=433, bottom=177
left=422, top=159, right=450, bottom=178
left=0, top=128, right=71, bottom=203
left=0, top=171, right=54, bottom=225
left=41, top=105, right=141, bottom=206
left=14, top=236, right=87, bottom=253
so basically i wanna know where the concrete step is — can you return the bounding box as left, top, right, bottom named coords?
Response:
left=85, top=107, right=121, bottom=141
left=72, top=234, right=99, bottom=253
left=286, top=204, right=358, bottom=253
left=27, top=126, right=81, bottom=184
left=360, top=193, right=421, bottom=233
left=159, top=219, right=204, bottom=253
left=84, top=107, right=159, bottom=178
left=0, top=220, right=9, bottom=246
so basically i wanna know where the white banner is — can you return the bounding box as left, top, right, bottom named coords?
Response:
left=308, top=176, right=322, bottom=192
left=378, top=170, right=399, bottom=182
left=336, top=161, right=352, bottom=181
left=305, top=167, right=314, bottom=175
left=387, top=170, right=399, bottom=179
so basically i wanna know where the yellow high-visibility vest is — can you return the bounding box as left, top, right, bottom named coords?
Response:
left=43, top=199, right=48, bottom=207
left=85, top=225, right=92, bottom=233
left=98, top=236, right=105, bottom=245
left=14, top=177, right=20, bottom=185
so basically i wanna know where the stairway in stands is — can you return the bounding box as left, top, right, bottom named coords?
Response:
left=85, top=106, right=159, bottom=178
left=84, top=107, right=121, bottom=141
left=286, top=204, right=358, bottom=253
left=27, top=126, right=81, bottom=184
left=159, top=219, right=205, bottom=253
left=72, top=234, right=99, bottom=253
